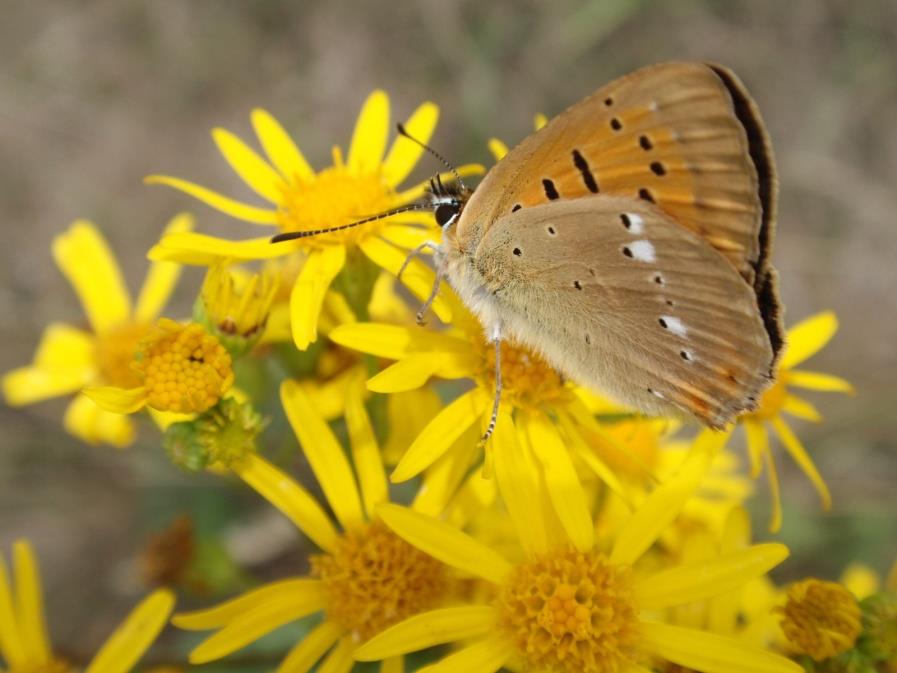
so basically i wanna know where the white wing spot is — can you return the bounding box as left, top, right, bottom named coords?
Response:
left=648, top=100, right=659, bottom=112
left=661, top=315, right=688, bottom=337
left=630, top=240, right=655, bottom=262
left=625, top=213, right=644, bottom=234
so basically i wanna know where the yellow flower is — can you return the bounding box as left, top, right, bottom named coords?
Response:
left=85, top=319, right=234, bottom=416
left=355, top=429, right=801, bottom=673
left=146, top=92, right=482, bottom=350
left=777, top=579, right=862, bottom=661
left=739, top=312, right=854, bottom=532
left=332, top=290, right=647, bottom=553
left=172, top=374, right=476, bottom=669
left=0, top=540, right=174, bottom=673
left=2, top=216, right=191, bottom=447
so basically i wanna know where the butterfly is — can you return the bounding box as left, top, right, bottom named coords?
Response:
left=275, top=62, right=785, bottom=433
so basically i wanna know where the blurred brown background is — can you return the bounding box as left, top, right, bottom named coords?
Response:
left=1, top=0, right=895, bottom=660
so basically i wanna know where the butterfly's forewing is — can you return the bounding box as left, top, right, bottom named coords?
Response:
left=457, top=63, right=779, bottom=342
left=473, top=195, right=773, bottom=427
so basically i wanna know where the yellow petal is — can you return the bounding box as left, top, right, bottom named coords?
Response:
left=148, top=231, right=291, bottom=266
left=348, top=90, right=390, bottom=173
left=84, top=589, right=175, bottom=673
left=290, top=246, right=346, bottom=350
left=3, top=364, right=90, bottom=407
left=556, top=410, right=629, bottom=506
left=786, top=370, right=854, bottom=394
left=840, top=563, right=880, bottom=600
left=610, top=428, right=728, bottom=566
left=411, top=425, right=480, bottom=517
left=63, top=395, right=136, bottom=448
left=779, top=311, right=838, bottom=369
left=522, top=412, right=594, bottom=552
left=391, top=389, right=486, bottom=482
left=358, top=236, right=452, bottom=323
left=636, top=543, right=789, bottom=609
left=491, top=410, right=549, bottom=554
left=446, top=461, right=498, bottom=529
left=251, top=108, right=315, bottom=182
left=344, top=377, right=388, bottom=518
left=355, top=606, right=495, bottom=661
left=770, top=416, right=831, bottom=510
left=534, top=113, right=549, bottom=130
left=487, top=138, right=509, bottom=162
left=135, top=213, right=193, bottom=322
left=377, top=504, right=511, bottom=584
left=173, top=578, right=325, bottom=630
left=276, top=619, right=343, bottom=673
left=53, top=221, right=131, bottom=333
left=83, top=386, right=147, bottom=414
left=13, top=541, right=50, bottom=665
left=188, top=592, right=326, bottom=664
left=384, top=388, right=444, bottom=465
left=0, top=553, right=27, bottom=667
left=382, top=101, right=439, bottom=186
left=781, top=394, right=822, bottom=422
left=640, top=621, right=802, bottom=673
left=317, top=635, right=354, bottom=673
left=367, top=353, right=473, bottom=393
left=743, top=419, right=767, bottom=479
left=764, top=448, right=783, bottom=533
left=145, top=175, right=279, bottom=224
left=415, top=635, right=514, bottom=673
left=212, top=127, right=286, bottom=204
left=280, top=380, right=364, bottom=528
left=232, top=455, right=338, bottom=552
left=379, top=224, right=436, bottom=251
left=329, top=322, right=468, bottom=361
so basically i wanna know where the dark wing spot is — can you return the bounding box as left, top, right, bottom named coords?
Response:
left=585, top=334, right=592, bottom=344
left=650, top=161, right=667, bottom=176
left=622, top=247, right=633, bottom=258
left=512, top=204, right=522, bottom=212
left=547, top=226, right=556, bottom=235
left=620, top=213, right=631, bottom=229
left=680, top=350, right=692, bottom=361
left=639, top=135, right=653, bottom=150
left=638, top=188, right=655, bottom=203
left=571, top=150, right=599, bottom=193
left=513, top=247, right=522, bottom=256
left=542, top=178, right=560, bottom=200
left=665, top=299, right=674, bottom=307
left=653, top=274, right=664, bottom=285
left=604, top=97, right=613, bottom=106
left=573, top=280, right=583, bottom=290
left=658, top=318, right=668, bottom=329
left=610, top=117, right=623, bottom=131
left=588, top=268, right=596, bottom=276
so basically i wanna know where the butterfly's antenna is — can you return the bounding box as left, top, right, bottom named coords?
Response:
left=270, top=203, right=433, bottom=243
left=396, top=123, right=467, bottom=192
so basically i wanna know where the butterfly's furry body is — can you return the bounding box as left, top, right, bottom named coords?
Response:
left=435, top=61, right=784, bottom=428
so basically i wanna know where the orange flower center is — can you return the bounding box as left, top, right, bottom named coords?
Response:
left=777, top=579, right=861, bottom=661
left=475, top=337, right=570, bottom=410
left=277, top=153, right=396, bottom=246
left=498, top=548, right=640, bottom=673
left=94, top=322, right=151, bottom=389
left=134, top=319, right=233, bottom=414
left=311, top=520, right=447, bottom=641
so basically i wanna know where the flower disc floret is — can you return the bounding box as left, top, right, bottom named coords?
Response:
left=778, top=579, right=862, bottom=661
left=135, top=319, right=233, bottom=413
left=498, top=548, right=639, bottom=673
left=477, top=337, right=570, bottom=410
left=311, top=520, right=446, bottom=641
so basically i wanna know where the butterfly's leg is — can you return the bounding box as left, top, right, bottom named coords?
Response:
left=478, top=324, right=503, bottom=448
left=397, top=240, right=441, bottom=282
left=415, top=265, right=445, bottom=326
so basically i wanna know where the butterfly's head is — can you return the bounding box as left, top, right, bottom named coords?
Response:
left=426, top=174, right=472, bottom=232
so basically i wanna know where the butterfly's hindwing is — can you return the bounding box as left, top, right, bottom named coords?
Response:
left=472, top=196, right=774, bottom=427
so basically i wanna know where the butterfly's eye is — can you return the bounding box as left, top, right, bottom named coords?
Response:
left=435, top=203, right=460, bottom=227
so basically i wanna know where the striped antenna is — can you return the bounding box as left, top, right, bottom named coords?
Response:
left=396, top=123, right=467, bottom=192
left=270, top=203, right=433, bottom=243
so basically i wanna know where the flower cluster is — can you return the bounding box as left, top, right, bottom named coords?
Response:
left=3, top=90, right=889, bottom=673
